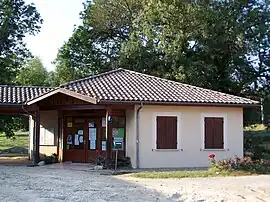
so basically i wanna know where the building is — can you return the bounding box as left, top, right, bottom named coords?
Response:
left=0, top=69, right=259, bottom=168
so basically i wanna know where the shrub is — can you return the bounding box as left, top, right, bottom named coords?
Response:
left=44, top=153, right=59, bottom=164
left=209, top=155, right=270, bottom=174
left=244, top=135, right=269, bottom=160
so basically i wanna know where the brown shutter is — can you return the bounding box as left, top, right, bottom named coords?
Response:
left=204, top=117, right=224, bottom=149
left=213, top=118, right=224, bottom=149
left=204, top=117, right=213, bottom=149
left=156, top=116, right=177, bottom=149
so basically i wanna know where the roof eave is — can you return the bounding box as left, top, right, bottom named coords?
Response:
left=98, top=100, right=260, bottom=108
left=26, top=88, right=97, bottom=106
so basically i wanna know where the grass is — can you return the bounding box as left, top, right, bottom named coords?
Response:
left=0, top=132, right=29, bottom=151
left=131, top=170, right=255, bottom=179
left=244, top=124, right=268, bottom=133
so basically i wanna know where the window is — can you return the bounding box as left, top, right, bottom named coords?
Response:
left=204, top=117, right=224, bottom=149
left=156, top=116, right=177, bottom=149
left=40, top=127, right=55, bottom=146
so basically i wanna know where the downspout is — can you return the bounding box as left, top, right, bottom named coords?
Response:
left=136, top=102, right=143, bottom=169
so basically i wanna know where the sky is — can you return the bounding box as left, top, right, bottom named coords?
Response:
left=24, top=0, right=85, bottom=71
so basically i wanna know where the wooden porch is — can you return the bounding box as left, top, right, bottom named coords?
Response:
left=28, top=92, right=133, bottom=167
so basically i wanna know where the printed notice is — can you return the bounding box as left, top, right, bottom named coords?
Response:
left=79, top=135, right=84, bottom=143
left=67, top=135, right=72, bottom=145
left=78, top=130, right=84, bottom=135
left=112, top=128, right=118, bottom=137
left=102, top=117, right=106, bottom=127
left=88, top=122, right=95, bottom=127
left=74, top=134, right=79, bottom=145
left=89, top=128, right=97, bottom=141
left=102, top=141, right=106, bottom=151
left=90, top=140, right=96, bottom=149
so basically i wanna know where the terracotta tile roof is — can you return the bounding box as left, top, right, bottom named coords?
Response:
left=0, top=85, right=53, bottom=105
left=61, top=68, right=259, bottom=106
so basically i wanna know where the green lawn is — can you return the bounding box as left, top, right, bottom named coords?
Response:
left=131, top=170, right=255, bottom=179
left=0, top=132, right=29, bottom=152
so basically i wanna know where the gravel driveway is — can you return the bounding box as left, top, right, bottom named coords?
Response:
left=1, top=166, right=270, bottom=202
left=118, top=175, right=270, bottom=202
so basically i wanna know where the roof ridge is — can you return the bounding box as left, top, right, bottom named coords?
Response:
left=0, top=85, right=53, bottom=89
left=121, top=68, right=257, bottom=102
left=60, top=68, right=123, bottom=87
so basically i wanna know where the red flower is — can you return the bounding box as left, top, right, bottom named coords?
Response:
left=209, top=153, right=215, bottom=159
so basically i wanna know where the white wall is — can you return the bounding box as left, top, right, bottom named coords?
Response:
left=138, top=105, right=243, bottom=168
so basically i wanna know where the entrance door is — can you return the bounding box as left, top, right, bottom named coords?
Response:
left=64, top=118, right=87, bottom=162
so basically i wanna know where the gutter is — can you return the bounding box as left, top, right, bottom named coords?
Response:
left=136, top=102, right=143, bottom=169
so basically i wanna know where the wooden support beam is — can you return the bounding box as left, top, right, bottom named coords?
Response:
left=105, top=108, right=112, bottom=168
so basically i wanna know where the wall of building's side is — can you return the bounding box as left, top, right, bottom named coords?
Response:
left=138, top=105, right=243, bottom=168
left=125, top=107, right=136, bottom=168
left=29, top=110, right=59, bottom=160
left=39, top=110, right=58, bottom=157
left=29, top=115, right=34, bottom=160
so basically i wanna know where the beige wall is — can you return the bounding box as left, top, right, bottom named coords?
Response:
left=40, top=146, right=58, bottom=156
left=126, top=107, right=136, bottom=168
left=136, top=105, right=243, bottom=168
left=29, top=110, right=59, bottom=159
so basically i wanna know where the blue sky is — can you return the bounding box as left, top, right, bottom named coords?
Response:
left=25, top=0, right=85, bottom=71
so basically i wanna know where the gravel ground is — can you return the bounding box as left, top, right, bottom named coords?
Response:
left=0, top=166, right=169, bottom=202
left=1, top=166, right=270, bottom=202
left=118, top=175, right=270, bottom=202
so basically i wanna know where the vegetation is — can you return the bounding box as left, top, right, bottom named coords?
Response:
left=0, top=0, right=42, bottom=137
left=244, top=124, right=270, bottom=160
left=16, top=57, right=57, bottom=87
left=244, top=124, right=268, bottom=133
left=53, top=0, right=270, bottom=124
left=131, top=170, right=254, bottom=179
left=0, top=132, right=28, bottom=153
left=131, top=154, right=270, bottom=179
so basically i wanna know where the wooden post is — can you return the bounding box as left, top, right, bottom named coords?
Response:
left=35, top=106, right=40, bottom=163
left=105, top=108, right=112, bottom=168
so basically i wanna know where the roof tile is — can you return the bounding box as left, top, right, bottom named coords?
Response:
left=0, top=85, right=53, bottom=105
left=61, top=68, right=259, bottom=105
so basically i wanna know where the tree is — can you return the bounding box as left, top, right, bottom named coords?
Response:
left=0, top=0, right=42, bottom=137
left=126, top=0, right=270, bottom=95
left=54, top=0, right=143, bottom=83
left=55, top=0, right=270, bottom=124
left=0, top=0, right=42, bottom=84
left=17, top=57, right=49, bottom=86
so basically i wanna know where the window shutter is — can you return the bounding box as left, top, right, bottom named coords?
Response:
left=204, top=118, right=213, bottom=149
left=213, top=118, right=224, bottom=149
left=156, top=116, right=177, bottom=149
left=204, top=117, right=224, bottom=149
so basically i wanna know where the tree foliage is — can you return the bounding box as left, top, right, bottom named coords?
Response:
left=55, top=0, right=270, bottom=93
left=17, top=57, right=50, bottom=86
left=54, top=0, right=143, bottom=84
left=0, top=0, right=42, bottom=84
left=0, top=0, right=42, bottom=137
